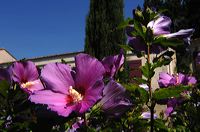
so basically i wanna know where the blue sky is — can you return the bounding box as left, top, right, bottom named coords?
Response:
left=0, top=0, right=143, bottom=59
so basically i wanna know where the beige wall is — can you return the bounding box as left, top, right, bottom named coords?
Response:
left=0, top=49, right=16, bottom=64
left=27, top=52, right=82, bottom=67
left=127, top=51, right=176, bottom=90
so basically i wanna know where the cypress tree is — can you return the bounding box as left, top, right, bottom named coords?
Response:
left=84, top=0, right=125, bottom=59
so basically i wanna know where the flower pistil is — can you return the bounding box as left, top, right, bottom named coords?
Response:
left=69, top=86, right=83, bottom=103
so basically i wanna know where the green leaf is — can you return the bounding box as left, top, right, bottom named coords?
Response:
left=123, top=83, right=138, bottom=92
left=117, top=18, right=132, bottom=30
left=145, top=7, right=158, bottom=21
left=154, top=119, right=168, bottom=131
left=135, top=9, right=144, bottom=20
left=137, top=87, right=149, bottom=103
left=0, top=80, right=10, bottom=98
left=153, top=85, right=191, bottom=100
left=133, top=19, right=145, bottom=40
left=152, top=50, right=174, bottom=69
left=153, top=36, right=183, bottom=47
left=0, top=120, right=4, bottom=126
left=141, top=63, right=155, bottom=79
left=133, top=77, right=147, bottom=84
left=123, top=83, right=149, bottom=103
left=119, top=44, right=133, bottom=52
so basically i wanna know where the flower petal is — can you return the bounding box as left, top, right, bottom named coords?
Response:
left=29, top=90, right=67, bottom=106
left=148, top=16, right=171, bottom=35
left=25, top=79, right=44, bottom=93
left=41, top=63, right=74, bottom=94
left=48, top=104, right=77, bottom=117
left=141, top=112, right=158, bottom=119
left=102, top=53, right=124, bottom=78
left=12, top=61, right=38, bottom=83
left=177, top=73, right=187, bottom=84
left=163, top=29, right=194, bottom=39
left=78, top=80, right=104, bottom=113
left=102, top=56, right=116, bottom=77
left=99, top=81, right=132, bottom=116
left=158, top=72, right=176, bottom=87
left=75, top=53, right=105, bottom=90
left=188, top=76, right=197, bottom=85
left=165, top=107, right=174, bottom=117
left=139, top=84, right=149, bottom=91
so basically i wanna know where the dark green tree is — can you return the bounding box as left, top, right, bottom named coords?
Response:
left=84, top=0, right=125, bottom=59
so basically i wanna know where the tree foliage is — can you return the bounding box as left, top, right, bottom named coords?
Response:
left=84, top=0, right=125, bottom=59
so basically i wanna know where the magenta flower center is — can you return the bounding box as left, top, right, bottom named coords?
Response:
left=21, top=80, right=38, bottom=89
left=175, top=76, right=179, bottom=84
left=68, top=86, right=83, bottom=103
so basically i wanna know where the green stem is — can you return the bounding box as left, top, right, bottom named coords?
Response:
left=147, top=43, right=154, bottom=132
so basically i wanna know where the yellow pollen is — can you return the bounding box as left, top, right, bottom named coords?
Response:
left=68, top=86, right=83, bottom=103
left=21, top=81, right=38, bottom=89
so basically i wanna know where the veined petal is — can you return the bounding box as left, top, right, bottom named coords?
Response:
left=102, top=56, right=116, bottom=77
left=115, top=52, right=124, bottom=72
left=177, top=73, right=187, bottom=84
left=102, top=98, right=132, bottom=117
left=188, top=76, right=197, bottom=85
left=165, top=107, right=174, bottom=117
left=148, top=16, right=171, bottom=36
left=163, top=29, right=194, bottom=39
left=139, top=84, right=149, bottom=91
left=99, top=81, right=131, bottom=116
left=29, top=90, right=67, bottom=106
left=102, top=80, right=125, bottom=97
left=24, top=79, right=44, bottom=93
left=102, top=53, right=124, bottom=78
left=75, top=53, right=105, bottom=90
left=78, top=80, right=104, bottom=113
left=141, top=112, right=158, bottom=119
left=12, top=61, right=38, bottom=83
left=158, top=72, right=176, bottom=87
left=41, top=63, right=74, bottom=94
left=154, top=16, right=171, bottom=27
left=70, top=118, right=84, bottom=131
left=48, top=104, right=77, bottom=117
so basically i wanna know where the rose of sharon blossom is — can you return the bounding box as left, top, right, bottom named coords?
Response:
left=11, top=61, right=44, bottom=94
left=98, top=80, right=132, bottom=117
left=165, top=98, right=185, bottom=117
left=158, top=72, right=197, bottom=88
left=140, top=112, right=158, bottom=119
left=158, top=72, right=176, bottom=87
left=148, top=16, right=194, bottom=45
left=30, top=53, right=105, bottom=117
left=68, top=118, right=84, bottom=132
left=147, top=16, right=171, bottom=36
left=126, top=15, right=194, bottom=53
left=158, top=72, right=197, bottom=117
left=102, top=52, right=124, bottom=78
